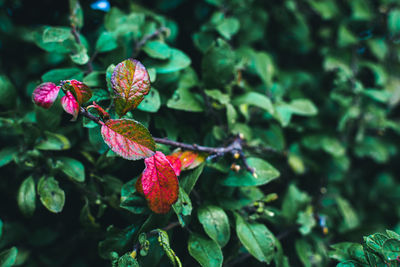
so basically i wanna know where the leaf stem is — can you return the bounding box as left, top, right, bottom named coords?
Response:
left=71, top=25, right=95, bottom=74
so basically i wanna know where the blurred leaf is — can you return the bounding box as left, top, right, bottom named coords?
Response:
left=388, top=8, right=400, bottom=36
left=202, top=39, right=235, bottom=88
left=0, top=247, right=18, bottom=267
left=167, top=87, right=204, bottom=112
left=232, top=92, right=274, bottom=114
left=143, top=41, right=172, bottom=60
left=282, top=184, right=311, bottom=221
left=216, top=18, right=240, bottom=40
left=55, top=157, right=85, bottom=182
left=147, top=48, right=191, bottom=73
left=137, top=88, right=161, bottom=113
left=95, top=31, right=118, bottom=53
left=41, top=68, right=83, bottom=83
left=17, top=177, right=36, bottom=217
left=37, top=177, right=65, bottom=213
left=336, top=197, right=360, bottom=232
left=180, top=163, right=205, bottom=194
left=0, top=147, right=18, bottom=168
left=382, top=239, right=400, bottom=262
left=35, top=132, right=71, bottom=151
left=0, top=75, right=17, bottom=109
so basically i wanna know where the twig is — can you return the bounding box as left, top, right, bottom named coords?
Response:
left=79, top=108, right=257, bottom=174
left=132, top=27, right=168, bottom=57
left=223, top=253, right=251, bottom=267
left=71, top=25, right=94, bottom=74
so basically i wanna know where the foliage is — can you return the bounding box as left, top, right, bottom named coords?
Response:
left=1, top=0, right=400, bottom=266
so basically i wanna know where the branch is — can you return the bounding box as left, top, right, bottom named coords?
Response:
left=78, top=108, right=256, bottom=174
left=71, top=25, right=94, bottom=74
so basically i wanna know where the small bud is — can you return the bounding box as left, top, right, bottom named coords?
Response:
left=238, top=133, right=245, bottom=140
left=253, top=172, right=258, bottom=178
left=264, top=210, right=275, bottom=217
left=233, top=152, right=240, bottom=159
left=320, top=187, right=327, bottom=194
left=230, top=163, right=241, bottom=172
left=95, top=199, right=101, bottom=205
left=130, top=250, right=137, bottom=259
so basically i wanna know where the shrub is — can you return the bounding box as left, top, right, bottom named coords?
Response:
left=1, top=0, right=400, bottom=266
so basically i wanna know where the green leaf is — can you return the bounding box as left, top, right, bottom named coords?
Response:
left=288, top=99, right=318, bottom=116
left=167, top=87, right=204, bottom=112
left=254, top=51, right=274, bottom=86
left=282, top=184, right=311, bottom=221
left=188, top=234, right=223, bottom=267
left=198, top=205, right=230, bottom=247
left=137, top=88, right=161, bottom=113
left=154, top=229, right=182, bottom=267
left=35, top=132, right=71, bottom=151
left=295, top=239, right=312, bottom=267
left=37, top=177, right=65, bottom=213
left=180, top=163, right=205, bottom=194
left=148, top=48, right=191, bottom=73
left=70, top=44, right=89, bottom=65
left=382, top=239, right=400, bottom=262
left=0, top=247, right=18, bottom=267
left=202, top=39, right=235, bottom=88
left=98, top=225, right=136, bottom=259
left=120, top=179, right=148, bottom=214
left=69, top=0, right=83, bottom=28
left=336, top=197, right=360, bottom=232
left=216, top=18, right=240, bottom=40
left=221, top=158, right=280, bottom=187
left=17, top=177, right=36, bottom=217
left=143, top=41, right=172, bottom=60
left=55, top=157, right=85, bottom=182
left=0, top=147, right=17, bottom=168
left=0, top=75, right=17, bottom=109
left=172, top=187, right=192, bottom=227
left=41, top=68, right=83, bottom=84
left=296, top=206, right=316, bottom=235
left=117, top=253, right=139, bottom=267
left=364, top=233, right=389, bottom=253
left=362, top=89, right=391, bottom=103
left=95, top=31, right=118, bottom=53
left=232, top=92, right=274, bottom=114
left=388, top=8, right=400, bottom=36
left=235, top=213, right=275, bottom=263
left=42, top=27, right=71, bottom=43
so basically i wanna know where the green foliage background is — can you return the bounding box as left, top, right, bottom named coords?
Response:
left=1, top=0, right=400, bottom=266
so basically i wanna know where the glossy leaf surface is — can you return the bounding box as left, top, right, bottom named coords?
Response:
left=61, top=91, right=79, bottom=121
left=101, top=119, right=155, bottom=160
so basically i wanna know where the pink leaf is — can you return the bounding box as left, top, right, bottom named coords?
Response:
left=166, top=155, right=182, bottom=176
left=111, top=59, right=150, bottom=116
left=101, top=119, right=155, bottom=160
left=62, top=80, right=92, bottom=105
left=141, top=151, right=179, bottom=214
left=61, top=91, right=79, bottom=121
left=32, top=82, right=60, bottom=109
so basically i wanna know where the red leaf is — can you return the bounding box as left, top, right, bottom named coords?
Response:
left=101, top=119, right=155, bottom=160
left=166, top=155, right=182, bottom=176
left=170, top=150, right=207, bottom=170
left=32, top=82, right=60, bottom=108
left=61, top=91, right=79, bottom=121
left=141, top=151, right=179, bottom=214
left=111, top=59, right=150, bottom=116
left=62, top=80, right=92, bottom=105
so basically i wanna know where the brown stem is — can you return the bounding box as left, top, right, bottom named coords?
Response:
left=79, top=108, right=258, bottom=174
